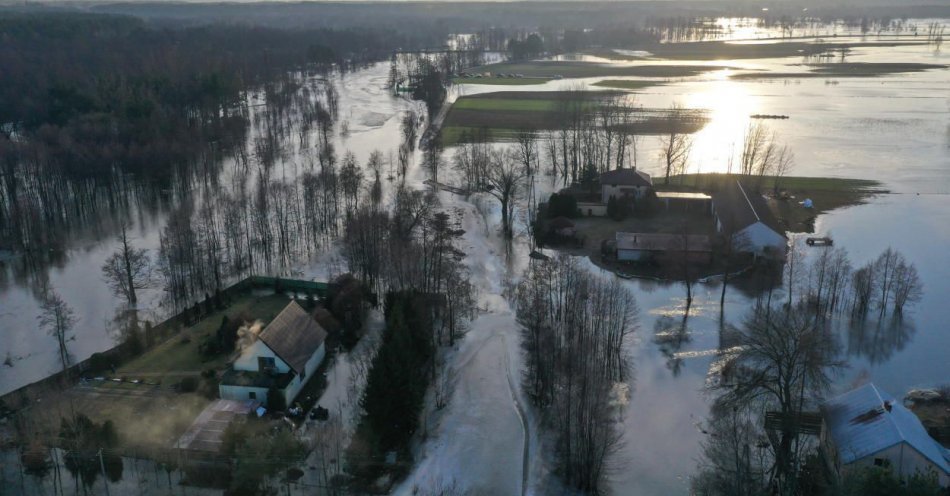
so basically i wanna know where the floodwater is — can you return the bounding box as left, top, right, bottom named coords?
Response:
left=2, top=20, right=950, bottom=495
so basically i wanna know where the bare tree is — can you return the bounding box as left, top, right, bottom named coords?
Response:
left=485, top=151, right=525, bottom=238
left=715, top=306, right=843, bottom=491
left=101, top=224, right=151, bottom=305
left=659, top=104, right=692, bottom=185
left=37, top=288, right=77, bottom=372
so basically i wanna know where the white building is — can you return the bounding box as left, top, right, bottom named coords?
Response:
left=712, top=180, right=787, bottom=259
left=219, top=301, right=328, bottom=407
left=599, top=168, right=653, bottom=204
left=821, top=383, right=950, bottom=487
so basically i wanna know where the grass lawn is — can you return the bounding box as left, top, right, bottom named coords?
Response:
left=31, top=385, right=211, bottom=449
left=592, top=80, right=661, bottom=90
left=466, top=60, right=734, bottom=79
left=666, top=173, right=886, bottom=233
left=452, top=97, right=561, bottom=112
left=453, top=77, right=551, bottom=85
left=119, top=293, right=293, bottom=377
left=441, top=91, right=709, bottom=146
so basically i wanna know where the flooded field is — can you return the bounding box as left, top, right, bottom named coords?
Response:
left=2, top=19, right=950, bottom=494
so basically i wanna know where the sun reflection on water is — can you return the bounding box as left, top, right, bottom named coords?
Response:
left=683, top=77, right=760, bottom=174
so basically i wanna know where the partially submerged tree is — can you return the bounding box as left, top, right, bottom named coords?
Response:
left=101, top=224, right=151, bottom=305
left=485, top=151, right=526, bottom=238
left=38, top=287, right=77, bottom=372
left=715, top=306, right=844, bottom=493
left=516, top=255, right=637, bottom=492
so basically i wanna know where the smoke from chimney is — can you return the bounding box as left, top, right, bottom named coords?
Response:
left=235, top=320, right=265, bottom=358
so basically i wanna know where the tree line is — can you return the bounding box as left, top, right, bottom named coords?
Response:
left=516, top=255, right=637, bottom=493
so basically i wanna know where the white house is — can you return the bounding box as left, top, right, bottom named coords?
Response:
left=599, top=168, right=653, bottom=204
left=820, top=383, right=950, bottom=487
left=219, top=301, right=328, bottom=407
left=712, top=180, right=787, bottom=259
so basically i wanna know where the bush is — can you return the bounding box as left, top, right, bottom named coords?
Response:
left=86, top=352, right=112, bottom=373
left=547, top=193, right=578, bottom=219
left=179, top=377, right=198, bottom=393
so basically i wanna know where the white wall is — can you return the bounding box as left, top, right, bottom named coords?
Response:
left=233, top=340, right=290, bottom=373
left=283, top=342, right=326, bottom=406
left=577, top=202, right=607, bottom=217
left=219, top=384, right=268, bottom=402
left=843, top=442, right=950, bottom=487
left=617, top=249, right=648, bottom=262
left=601, top=185, right=647, bottom=204
left=737, top=222, right=787, bottom=258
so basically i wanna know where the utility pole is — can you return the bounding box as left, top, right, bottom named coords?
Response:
left=98, top=449, right=111, bottom=496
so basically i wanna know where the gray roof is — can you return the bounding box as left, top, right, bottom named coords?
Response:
left=713, top=180, right=785, bottom=236
left=258, top=301, right=327, bottom=374
left=822, top=383, right=950, bottom=475
left=600, top=168, right=653, bottom=187
left=615, top=232, right=712, bottom=253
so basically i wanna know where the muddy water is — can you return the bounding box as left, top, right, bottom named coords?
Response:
left=2, top=29, right=950, bottom=495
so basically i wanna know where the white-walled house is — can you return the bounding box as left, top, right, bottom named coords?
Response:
left=219, top=301, right=328, bottom=408
left=712, top=180, right=787, bottom=259
left=600, top=168, right=653, bottom=204
left=821, top=383, right=950, bottom=487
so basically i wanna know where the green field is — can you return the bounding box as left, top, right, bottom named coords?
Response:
left=453, top=77, right=552, bottom=86
left=119, top=294, right=293, bottom=376
left=465, top=60, right=733, bottom=79
left=452, top=97, right=561, bottom=112
left=592, top=80, right=661, bottom=90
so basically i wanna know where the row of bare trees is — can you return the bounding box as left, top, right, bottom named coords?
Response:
left=515, top=255, right=637, bottom=493
left=778, top=245, right=923, bottom=324
left=543, top=93, right=646, bottom=187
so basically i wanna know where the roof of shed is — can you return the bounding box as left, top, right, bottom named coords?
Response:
left=600, top=168, right=653, bottom=187
left=822, top=383, right=950, bottom=475
left=258, top=301, right=327, bottom=374
left=615, top=232, right=712, bottom=253
left=712, top=180, right=785, bottom=236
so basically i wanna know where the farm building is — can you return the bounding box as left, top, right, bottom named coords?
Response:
left=614, top=232, right=712, bottom=264
left=219, top=301, right=327, bottom=407
left=655, top=191, right=712, bottom=213
left=600, top=168, right=653, bottom=204
left=712, top=180, right=786, bottom=259
left=820, top=383, right=950, bottom=487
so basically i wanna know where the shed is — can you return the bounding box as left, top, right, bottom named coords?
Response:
left=820, top=383, right=950, bottom=487
left=615, top=232, right=712, bottom=264
left=712, top=180, right=786, bottom=259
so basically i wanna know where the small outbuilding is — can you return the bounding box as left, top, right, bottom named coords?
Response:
left=219, top=301, right=328, bottom=407
left=820, top=383, right=950, bottom=487
left=712, top=180, right=787, bottom=259
left=615, top=232, right=712, bottom=264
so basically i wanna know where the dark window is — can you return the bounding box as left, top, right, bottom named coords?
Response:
left=258, top=356, right=276, bottom=371
left=873, top=458, right=890, bottom=467
left=249, top=392, right=257, bottom=400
